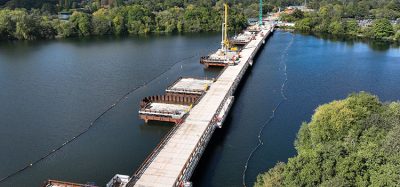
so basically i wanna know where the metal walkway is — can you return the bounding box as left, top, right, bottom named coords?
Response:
left=128, top=26, right=273, bottom=187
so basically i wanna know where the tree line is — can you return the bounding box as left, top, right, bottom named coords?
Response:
left=255, top=92, right=400, bottom=186
left=281, top=1, right=400, bottom=41
left=0, top=1, right=249, bottom=40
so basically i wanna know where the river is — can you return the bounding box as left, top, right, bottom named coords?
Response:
left=0, top=31, right=399, bottom=187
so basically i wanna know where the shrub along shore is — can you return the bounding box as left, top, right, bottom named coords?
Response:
left=255, top=92, right=400, bottom=186
left=280, top=5, right=400, bottom=42
left=0, top=3, right=247, bottom=40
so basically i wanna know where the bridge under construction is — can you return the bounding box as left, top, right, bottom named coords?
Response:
left=128, top=24, right=274, bottom=187
left=43, top=2, right=274, bottom=187
left=115, top=3, right=275, bottom=187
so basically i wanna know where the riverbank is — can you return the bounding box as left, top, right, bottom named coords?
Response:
left=276, top=24, right=400, bottom=47
left=0, top=3, right=247, bottom=41
left=278, top=2, right=400, bottom=43
left=255, top=92, right=400, bottom=186
left=275, top=26, right=400, bottom=49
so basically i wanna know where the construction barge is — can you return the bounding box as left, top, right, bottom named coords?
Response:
left=199, top=30, right=257, bottom=68
left=229, top=31, right=256, bottom=46
left=139, top=77, right=213, bottom=124
left=43, top=180, right=97, bottom=187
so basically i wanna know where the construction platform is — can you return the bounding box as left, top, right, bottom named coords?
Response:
left=43, top=180, right=97, bottom=187
left=139, top=78, right=212, bottom=124
left=247, top=24, right=262, bottom=33
left=230, top=31, right=255, bottom=46
left=139, top=102, right=190, bottom=123
left=200, top=49, right=239, bottom=67
left=165, top=78, right=213, bottom=96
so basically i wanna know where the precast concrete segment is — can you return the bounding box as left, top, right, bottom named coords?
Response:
left=167, top=78, right=213, bottom=94
left=143, top=103, right=190, bottom=114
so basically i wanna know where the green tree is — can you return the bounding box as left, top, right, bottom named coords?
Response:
left=329, top=20, right=344, bottom=35
left=155, top=10, right=177, bottom=32
left=0, top=9, right=13, bottom=40
left=295, top=18, right=312, bottom=31
left=255, top=92, right=400, bottom=187
left=13, top=9, right=38, bottom=40
left=55, top=20, right=75, bottom=37
left=394, top=30, right=400, bottom=41
left=124, top=5, right=153, bottom=34
left=345, top=19, right=359, bottom=35
left=244, top=3, right=259, bottom=18
left=92, top=8, right=111, bottom=35
left=70, top=11, right=91, bottom=36
left=183, top=4, right=202, bottom=32
left=112, top=14, right=125, bottom=35
left=38, top=16, right=56, bottom=39
left=41, top=3, right=55, bottom=14
left=372, top=18, right=394, bottom=39
left=254, top=162, right=285, bottom=187
left=292, top=9, right=304, bottom=19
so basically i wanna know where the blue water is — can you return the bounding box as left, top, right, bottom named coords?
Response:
left=192, top=32, right=400, bottom=186
left=0, top=31, right=399, bottom=186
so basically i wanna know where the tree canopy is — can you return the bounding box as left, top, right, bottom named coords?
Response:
left=278, top=0, right=400, bottom=41
left=0, top=0, right=249, bottom=40
left=255, top=92, right=400, bottom=187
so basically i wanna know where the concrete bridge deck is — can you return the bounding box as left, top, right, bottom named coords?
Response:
left=128, top=26, right=273, bottom=187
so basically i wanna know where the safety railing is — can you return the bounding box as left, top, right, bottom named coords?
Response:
left=126, top=119, right=184, bottom=187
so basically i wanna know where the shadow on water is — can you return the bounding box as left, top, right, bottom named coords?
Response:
left=0, top=32, right=221, bottom=57
left=139, top=121, right=174, bottom=130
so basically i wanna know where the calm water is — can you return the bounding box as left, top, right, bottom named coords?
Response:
left=0, top=31, right=399, bottom=187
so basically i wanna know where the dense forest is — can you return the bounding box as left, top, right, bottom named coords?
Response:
left=255, top=92, right=400, bottom=186
left=0, top=0, right=255, bottom=40
left=2, top=0, right=400, bottom=40
left=0, top=0, right=312, bottom=40
left=281, top=0, right=400, bottom=40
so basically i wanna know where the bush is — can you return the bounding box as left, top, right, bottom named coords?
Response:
left=371, top=18, right=394, bottom=39
left=329, top=20, right=345, bottom=35
left=255, top=92, right=400, bottom=187
left=345, top=19, right=359, bottom=35
left=295, top=18, right=312, bottom=31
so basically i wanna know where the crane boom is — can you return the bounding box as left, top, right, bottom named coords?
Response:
left=224, top=3, right=229, bottom=50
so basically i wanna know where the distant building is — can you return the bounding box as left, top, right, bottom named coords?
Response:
left=357, top=19, right=400, bottom=27
left=286, top=6, right=314, bottom=13
left=58, top=12, right=71, bottom=20
left=247, top=18, right=259, bottom=25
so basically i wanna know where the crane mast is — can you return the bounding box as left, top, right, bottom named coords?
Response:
left=259, top=0, right=263, bottom=26
left=221, top=3, right=229, bottom=51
